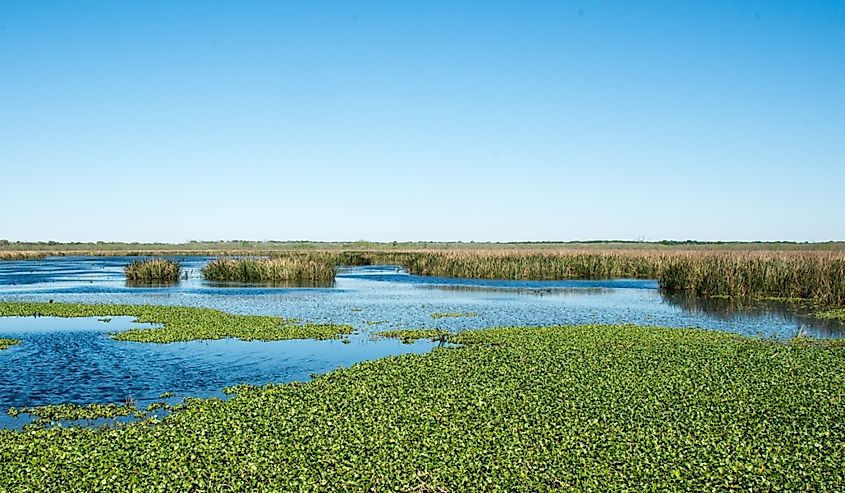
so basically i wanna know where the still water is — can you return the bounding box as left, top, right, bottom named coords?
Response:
left=0, top=256, right=842, bottom=426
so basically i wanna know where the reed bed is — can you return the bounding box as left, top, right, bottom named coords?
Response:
left=269, top=250, right=845, bottom=306
left=0, top=251, right=48, bottom=260
left=659, top=252, right=845, bottom=306
left=202, top=257, right=336, bottom=284
left=124, top=258, right=182, bottom=283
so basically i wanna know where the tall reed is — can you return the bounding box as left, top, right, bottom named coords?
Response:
left=270, top=250, right=845, bottom=306
left=124, top=258, right=182, bottom=283
left=0, top=251, right=48, bottom=261
left=202, top=257, right=336, bottom=284
left=659, top=252, right=845, bottom=306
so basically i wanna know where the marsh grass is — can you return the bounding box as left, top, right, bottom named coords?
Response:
left=124, top=258, right=182, bottom=283
left=814, top=308, right=845, bottom=321
left=271, top=250, right=845, bottom=307
left=659, top=252, right=845, bottom=306
left=202, top=257, right=336, bottom=284
left=0, top=251, right=47, bottom=260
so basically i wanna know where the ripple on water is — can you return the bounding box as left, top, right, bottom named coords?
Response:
left=0, top=257, right=843, bottom=427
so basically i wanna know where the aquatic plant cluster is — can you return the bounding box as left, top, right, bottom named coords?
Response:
left=659, top=252, right=845, bottom=306
left=267, top=250, right=845, bottom=307
left=0, top=325, right=843, bottom=490
left=7, top=402, right=139, bottom=424
left=379, top=328, right=450, bottom=344
left=0, top=338, right=20, bottom=350
left=201, top=256, right=336, bottom=284
left=0, top=302, right=353, bottom=343
left=123, top=258, right=182, bottom=283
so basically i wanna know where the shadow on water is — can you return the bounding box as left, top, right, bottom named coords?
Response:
left=418, top=284, right=614, bottom=297
left=660, top=291, right=845, bottom=338
left=125, top=280, right=181, bottom=288
left=202, top=279, right=336, bottom=289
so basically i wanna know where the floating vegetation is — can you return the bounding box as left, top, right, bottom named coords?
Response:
left=430, top=311, right=477, bottom=319
left=0, top=338, right=20, bottom=350
left=379, top=329, right=450, bottom=344
left=97, top=317, right=112, bottom=323
left=124, top=258, right=182, bottom=283
left=0, top=324, right=843, bottom=490
left=365, top=320, right=388, bottom=326
left=202, top=256, right=336, bottom=284
left=0, top=302, right=353, bottom=343
left=7, top=402, right=139, bottom=423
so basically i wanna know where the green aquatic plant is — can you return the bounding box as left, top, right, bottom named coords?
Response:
left=8, top=402, right=138, bottom=423
left=659, top=252, right=845, bottom=306
left=0, top=302, right=353, bottom=343
left=271, top=250, right=845, bottom=307
left=0, top=338, right=20, bottom=350
left=202, top=256, right=336, bottom=283
left=430, top=311, right=477, bottom=319
left=0, top=324, right=843, bottom=490
left=124, top=258, right=182, bottom=283
left=379, top=329, right=451, bottom=344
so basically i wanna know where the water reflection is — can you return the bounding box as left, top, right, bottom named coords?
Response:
left=660, top=291, right=845, bottom=338
left=419, top=284, right=613, bottom=297
left=202, top=279, right=335, bottom=289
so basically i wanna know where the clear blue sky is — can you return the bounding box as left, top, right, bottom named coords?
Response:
left=1, top=1, right=843, bottom=243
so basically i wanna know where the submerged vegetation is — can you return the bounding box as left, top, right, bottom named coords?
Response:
left=0, top=324, right=843, bottom=490
left=0, top=302, right=353, bottom=343
left=202, top=256, right=336, bottom=284
left=0, top=338, right=20, bottom=350
left=124, top=258, right=182, bottom=283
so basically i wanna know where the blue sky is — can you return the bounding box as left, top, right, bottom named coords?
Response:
left=1, top=1, right=843, bottom=242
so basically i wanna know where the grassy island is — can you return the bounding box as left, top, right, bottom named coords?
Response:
left=124, top=258, right=182, bottom=283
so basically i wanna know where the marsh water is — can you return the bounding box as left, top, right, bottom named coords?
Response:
left=1, top=256, right=843, bottom=428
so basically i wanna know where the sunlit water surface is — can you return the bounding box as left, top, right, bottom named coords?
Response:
left=1, top=256, right=842, bottom=428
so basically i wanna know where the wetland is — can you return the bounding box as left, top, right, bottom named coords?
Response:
left=0, top=253, right=843, bottom=490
